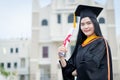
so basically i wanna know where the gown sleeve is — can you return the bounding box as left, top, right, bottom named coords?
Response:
left=59, top=58, right=76, bottom=80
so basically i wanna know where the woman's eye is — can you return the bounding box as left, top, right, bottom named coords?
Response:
left=87, top=21, right=92, bottom=25
left=81, top=23, right=84, bottom=26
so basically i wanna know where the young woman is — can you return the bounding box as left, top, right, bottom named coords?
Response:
left=58, top=5, right=113, bottom=80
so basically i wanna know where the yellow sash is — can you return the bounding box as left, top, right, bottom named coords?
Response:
left=82, top=34, right=100, bottom=47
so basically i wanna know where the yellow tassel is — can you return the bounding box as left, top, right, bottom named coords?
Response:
left=73, top=13, right=76, bottom=28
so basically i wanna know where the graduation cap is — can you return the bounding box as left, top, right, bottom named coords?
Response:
left=75, top=5, right=103, bottom=18
left=73, top=5, right=103, bottom=28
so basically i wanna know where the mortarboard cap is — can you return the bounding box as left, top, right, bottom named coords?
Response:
left=73, top=5, right=103, bottom=28
left=75, top=5, right=103, bottom=18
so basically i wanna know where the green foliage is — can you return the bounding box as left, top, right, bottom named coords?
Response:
left=0, top=67, right=10, bottom=77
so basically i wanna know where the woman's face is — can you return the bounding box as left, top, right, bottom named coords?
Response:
left=80, top=17, right=95, bottom=37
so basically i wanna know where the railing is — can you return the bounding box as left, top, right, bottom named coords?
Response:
left=40, top=74, right=50, bottom=80
left=40, top=74, right=57, bottom=80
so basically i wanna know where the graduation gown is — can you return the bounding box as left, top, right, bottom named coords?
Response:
left=60, top=38, right=113, bottom=80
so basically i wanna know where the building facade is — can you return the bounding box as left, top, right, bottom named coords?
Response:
left=0, top=39, right=30, bottom=80
left=30, top=0, right=119, bottom=80
left=115, top=36, right=120, bottom=79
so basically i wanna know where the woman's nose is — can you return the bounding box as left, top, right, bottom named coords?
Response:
left=84, top=24, right=89, bottom=29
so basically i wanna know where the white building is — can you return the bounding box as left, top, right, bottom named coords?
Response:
left=0, top=0, right=119, bottom=80
left=0, top=39, right=30, bottom=80
left=30, top=0, right=119, bottom=80
left=116, top=35, right=120, bottom=79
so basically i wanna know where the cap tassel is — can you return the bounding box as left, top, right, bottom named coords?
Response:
left=73, top=13, right=76, bottom=28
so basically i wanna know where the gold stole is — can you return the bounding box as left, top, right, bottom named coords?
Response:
left=82, top=34, right=100, bottom=47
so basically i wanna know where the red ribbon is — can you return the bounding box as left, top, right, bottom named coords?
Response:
left=63, top=34, right=72, bottom=46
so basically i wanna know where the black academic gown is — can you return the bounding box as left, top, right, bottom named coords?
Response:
left=60, top=38, right=113, bottom=80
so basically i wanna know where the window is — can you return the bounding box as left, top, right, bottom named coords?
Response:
left=16, top=48, right=19, bottom=53
left=3, top=48, right=7, bottom=54
left=7, top=62, right=11, bottom=68
left=14, top=62, right=17, bottom=68
left=21, top=58, right=25, bottom=68
left=99, top=17, right=105, bottom=24
left=41, top=19, right=48, bottom=26
left=42, top=46, right=48, bottom=58
left=0, top=63, right=4, bottom=68
left=68, top=14, right=73, bottom=23
left=68, top=13, right=77, bottom=23
left=20, top=75, right=25, bottom=80
left=57, top=14, right=61, bottom=24
left=10, top=48, right=13, bottom=53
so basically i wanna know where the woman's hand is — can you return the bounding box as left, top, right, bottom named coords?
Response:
left=58, top=45, right=68, bottom=58
left=57, top=45, right=68, bottom=67
left=72, top=70, right=77, bottom=76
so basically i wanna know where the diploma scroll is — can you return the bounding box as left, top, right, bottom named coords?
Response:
left=59, top=13, right=77, bottom=57
left=59, top=27, right=75, bottom=57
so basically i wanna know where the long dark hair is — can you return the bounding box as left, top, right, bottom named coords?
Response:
left=72, top=17, right=103, bottom=55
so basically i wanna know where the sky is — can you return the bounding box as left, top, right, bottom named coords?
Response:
left=0, top=0, right=120, bottom=39
left=0, top=0, right=32, bottom=39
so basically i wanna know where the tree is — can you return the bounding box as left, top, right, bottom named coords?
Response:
left=0, top=67, right=10, bottom=77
